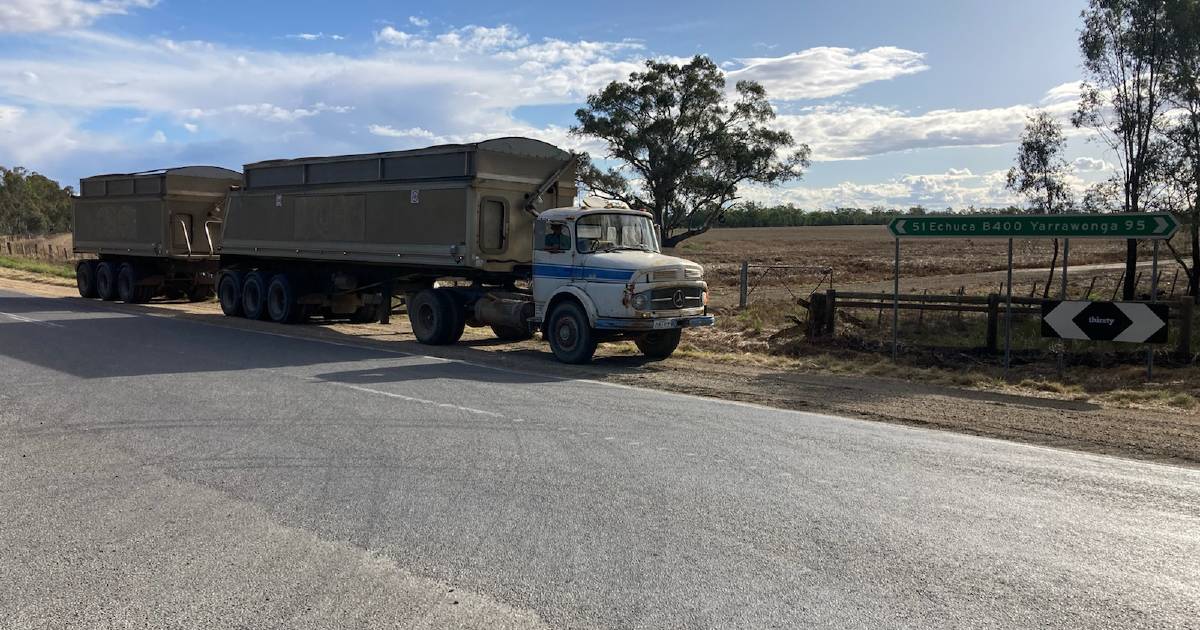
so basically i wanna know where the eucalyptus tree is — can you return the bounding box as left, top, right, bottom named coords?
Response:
left=572, top=56, right=809, bottom=247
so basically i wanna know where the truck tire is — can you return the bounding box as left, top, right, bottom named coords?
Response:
left=96, top=262, right=119, bottom=301
left=242, top=271, right=268, bottom=320
left=75, top=261, right=98, bottom=298
left=117, top=263, right=153, bottom=304
left=266, top=273, right=299, bottom=323
left=635, top=329, right=682, bottom=360
left=546, top=301, right=597, bottom=364
left=408, top=289, right=457, bottom=345
left=442, top=290, right=466, bottom=344
left=491, top=324, right=533, bottom=342
left=218, top=272, right=243, bottom=316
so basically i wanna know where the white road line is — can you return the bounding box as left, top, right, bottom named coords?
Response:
left=0, top=311, right=64, bottom=328
left=336, top=383, right=504, bottom=418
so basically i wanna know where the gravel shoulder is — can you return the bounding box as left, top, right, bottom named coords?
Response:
left=2, top=271, right=1196, bottom=468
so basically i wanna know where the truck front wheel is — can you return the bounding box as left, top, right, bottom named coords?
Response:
left=409, top=288, right=458, bottom=345
left=546, top=302, right=597, bottom=364
left=635, top=329, right=682, bottom=360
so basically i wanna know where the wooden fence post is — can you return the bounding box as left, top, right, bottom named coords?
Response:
left=826, top=289, right=837, bottom=334
left=1178, top=299, right=1194, bottom=362
left=986, top=294, right=1000, bottom=353
left=808, top=292, right=827, bottom=338
left=738, top=261, right=749, bottom=309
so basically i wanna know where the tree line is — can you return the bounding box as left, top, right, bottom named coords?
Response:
left=704, top=203, right=1034, bottom=228
left=0, top=166, right=74, bottom=236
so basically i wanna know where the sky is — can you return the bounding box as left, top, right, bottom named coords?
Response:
left=0, top=0, right=1112, bottom=209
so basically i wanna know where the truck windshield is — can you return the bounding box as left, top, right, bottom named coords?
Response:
left=575, top=213, right=659, bottom=254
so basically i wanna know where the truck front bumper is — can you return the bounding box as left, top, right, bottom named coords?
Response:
left=593, top=315, right=715, bottom=331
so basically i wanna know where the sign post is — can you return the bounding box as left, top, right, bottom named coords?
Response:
left=1059, top=239, right=1069, bottom=377
left=893, top=237, right=899, bottom=361
left=1005, top=239, right=1013, bottom=376
left=1149, top=240, right=1160, bottom=379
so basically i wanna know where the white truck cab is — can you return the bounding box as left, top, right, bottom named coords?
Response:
left=531, top=206, right=715, bottom=363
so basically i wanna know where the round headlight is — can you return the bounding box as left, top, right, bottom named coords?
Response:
left=632, top=293, right=648, bottom=310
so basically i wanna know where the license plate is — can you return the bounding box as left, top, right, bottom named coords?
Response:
left=652, top=318, right=677, bottom=330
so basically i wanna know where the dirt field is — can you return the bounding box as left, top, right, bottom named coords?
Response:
left=2, top=271, right=1198, bottom=468
left=674, top=225, right=1179, bottom=307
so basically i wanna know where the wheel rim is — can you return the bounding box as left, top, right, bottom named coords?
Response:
left=245, top=284, right=260, bottom=312
left=417, top=302, right=436, bottom=331
left=268, top=284, right=284, bottom=318
left=98, top=268, right=111, bottom=294
left=555, top=315, right=579, bottom=351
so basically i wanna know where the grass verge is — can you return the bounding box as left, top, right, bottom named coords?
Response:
left=0, top=255, right=75, bottom=279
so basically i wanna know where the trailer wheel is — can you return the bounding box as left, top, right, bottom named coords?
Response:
left=266, top=273, right=298, bottom=324
left=242, top=271, right=268, bottom=320
left=116, top=263, right=152, bottom=304
left=634, top=329, right=682, bottom=360
left=218, top=272, right=243, bottom=316
left=491, top=324, right=533, bottom=342
left=96, top=262, right=119, bottom=301
left=75, top=261, right=98, bottom=298
left=408, top=289, right=457, bottom=345
left=546, top=301, right=597, bottom=364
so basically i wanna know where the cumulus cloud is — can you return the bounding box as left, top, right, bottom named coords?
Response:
left=183, top=102, right=354, bottom=123
left=1072, top=156, right=1110, bottom=172
left=726, top=46, right=928, bottom=100
left=367, top=125, right=437, bottom=139
left=742, top=168, right=1023, bottom=209
left=0, top=0, right=156, bottom=33
left=408, top=16, right=429, bottom=28
left=777, top=84, right=1084, bottom=161
left=287, top=32, right=344, bottom=41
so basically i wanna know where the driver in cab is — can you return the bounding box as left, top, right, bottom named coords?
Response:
left=544, top=223, right=571, bottom=251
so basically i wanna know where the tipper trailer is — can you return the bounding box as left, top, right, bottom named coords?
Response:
left=217, top=137, right=714, bottom=363
left=72, top=166, right=243, bottom=302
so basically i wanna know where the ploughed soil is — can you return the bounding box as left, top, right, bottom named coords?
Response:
left=3, top=270, right=1197, bottom=469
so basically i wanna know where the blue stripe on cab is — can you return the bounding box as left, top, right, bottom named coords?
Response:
left=533, top=264, right=634, bottom=283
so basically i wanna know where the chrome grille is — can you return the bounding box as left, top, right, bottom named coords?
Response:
left=648, top=286, right=704, bottom=309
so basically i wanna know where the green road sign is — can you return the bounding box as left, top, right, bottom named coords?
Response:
left=888, top=213, right=1180, bottom=239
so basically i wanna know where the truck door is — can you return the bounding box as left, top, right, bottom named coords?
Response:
left=532, top=219, right=574, bottom=317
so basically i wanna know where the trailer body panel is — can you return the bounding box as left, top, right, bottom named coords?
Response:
left=220, top=137, right=576, bottom=276
left=73, top=166, right=242, bottom=259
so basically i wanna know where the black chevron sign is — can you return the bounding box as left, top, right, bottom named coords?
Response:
left=1041, top=300, right=1169, bottom=344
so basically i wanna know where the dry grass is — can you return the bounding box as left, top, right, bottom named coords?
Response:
left=0, top=232, right=75, bottom=262
left=0, top=255, right=75, bottom=279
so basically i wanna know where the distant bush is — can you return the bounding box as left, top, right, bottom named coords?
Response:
left=0, top=166, right=74, bottom=236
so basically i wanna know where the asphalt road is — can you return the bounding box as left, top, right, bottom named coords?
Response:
left=1, top=287, right=1198, bottom=629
